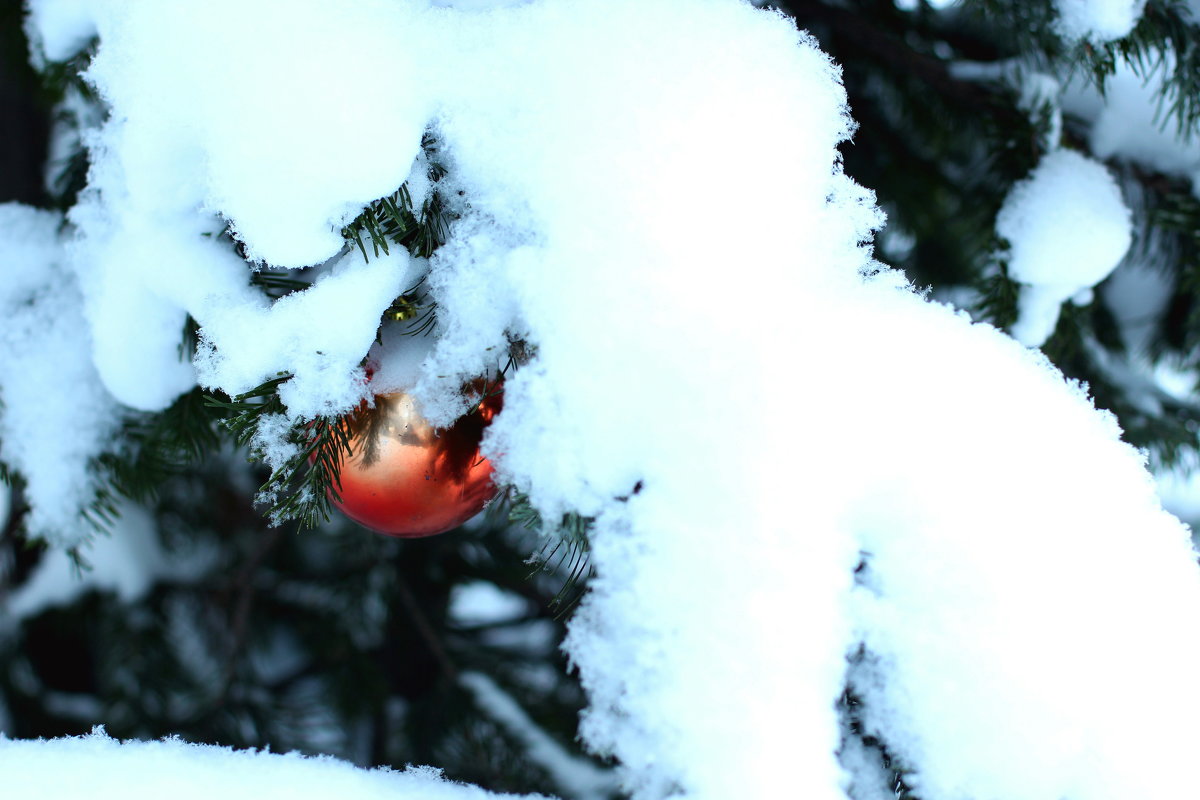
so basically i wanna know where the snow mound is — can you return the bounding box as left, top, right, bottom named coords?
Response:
left=996, top=148, right=1132, bottom=346
left=0, top=203, right=120, bottom=544
left=1055, top=0, right=1146, bottom=42
left=0, top=729, right=547, bottom=800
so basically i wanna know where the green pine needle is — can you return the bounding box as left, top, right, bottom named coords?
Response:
left=206, top=375, right=354, bottom=529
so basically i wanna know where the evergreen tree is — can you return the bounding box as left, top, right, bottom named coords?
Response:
left=4, top=2, right=1200, bottom=799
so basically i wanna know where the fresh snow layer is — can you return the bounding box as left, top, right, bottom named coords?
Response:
left=0, top=203, right=120, bottom=543
left=996, top=148, right=1132, bottom=347
left=6, top=1, right=1200, bottom=800
left=1055, top=0, right=1146, bottom=42
left=0, top=730, right=546, bottom=800
left=23, top=0, right=97, bottom=65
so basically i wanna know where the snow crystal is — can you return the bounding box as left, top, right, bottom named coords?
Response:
left=0, top=729, right=546, bottom=800
left=0, top=204, right=121, bottom=544
left=996, top=148, right=1132, bottom=346
left=1055, top=0, right=1146, bottom=42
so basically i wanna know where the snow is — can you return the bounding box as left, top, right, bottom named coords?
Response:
left=0, top=203, right=121, bottom=544
left=5, top=1, right=1200, bottom=799
left=193, top=248, right=415, bottom=419
left=1054, top=0, right=1146, bottom=43
left=1062, top=54, right=1200, bottom=180
left=23, top=0, right=97, bottom=65
left=61, top=0, right=434, bottom=412
left=449, top=580, right=529, bottom=626
left=995, top=148, right=1132, bottom=346
left=0, top=729, right=547, bottom=800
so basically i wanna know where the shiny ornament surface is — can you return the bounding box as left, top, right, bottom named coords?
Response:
left=330, top=384, right=502, bottom=537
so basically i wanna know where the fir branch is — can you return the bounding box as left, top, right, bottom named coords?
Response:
left=99, top=388, right=223, bottom=504
left=975, top=257, right=1021, bottom=329
left=206, top=376, right=355, bottom=529
left=381, top=276, right=439, bottom=339
left=507, top=491, right=595, bottom=614
left=971, top=0, right=1200, bottom=138
left=36, top=39, right=100, bottom=104
left=343, top=134, right=453, bottom=340
left=341, top=174, right=452, bottom=263
left=203, top=136, right=459, bottom=528
left=249, top=270, right=311, bottom=300
left=1083, top=1, right=1200, bottom=139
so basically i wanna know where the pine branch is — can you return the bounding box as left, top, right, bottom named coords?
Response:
left=970, top=0, right=1200, bottom=138
left=341, top=134, right=453, bottom=263
left=249, top=270, right=311, bottom=300
left=98, top=388, right=222, bottom=505
left=1081, top=1, right=1200, bottom=138
left=381, top=276, right=438, bottom=339
left=507, top=490, right=595, bottom=614
left=201, top=135, right=462, bottom=528
left=206, top=376, right=355, bottom=529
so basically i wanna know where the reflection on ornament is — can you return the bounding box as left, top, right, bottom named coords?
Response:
left=330, top=382, right=502, bottom=537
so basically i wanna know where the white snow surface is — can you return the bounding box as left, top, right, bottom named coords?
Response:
left=0, top=729, right=546, bottom=800
left=4, top=1, right=1200, bottom=800
left=996, top=148, right=1132, bottom=347
left=0, top=203, right=121, bottom=544
left=61, top=0, right=431, bottom=413
left=1055, top=0, right=1146, bottom=42
left=23, top=0, right=97, bottom=65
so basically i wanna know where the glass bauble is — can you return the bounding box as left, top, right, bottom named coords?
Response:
left=330, top=384, right=502, bottom=537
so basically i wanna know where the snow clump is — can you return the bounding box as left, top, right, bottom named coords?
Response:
left=1055, top=0, right=1146, bottom=42
left=0, top=203, right=120, bottom=544
left=1062, top=53, right=1200, bottom=181
left=996, top=148, right=1132, bottom=347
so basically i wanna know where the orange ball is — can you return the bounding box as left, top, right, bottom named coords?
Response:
left=329, top=383, right=502, bottom=537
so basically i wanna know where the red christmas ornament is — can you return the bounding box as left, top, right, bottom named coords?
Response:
left=329, top=382, right=502, bottom=537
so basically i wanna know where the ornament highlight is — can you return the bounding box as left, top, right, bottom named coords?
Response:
left=329, top=382, right=502, bottom=537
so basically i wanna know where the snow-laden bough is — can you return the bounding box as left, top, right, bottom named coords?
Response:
left=4, top=1, right=1200, bottom=798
